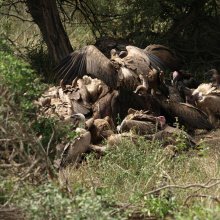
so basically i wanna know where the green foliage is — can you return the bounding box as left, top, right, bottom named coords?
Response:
left=25, top=42, right=55, bottom=83
left=0, top=38, right=71, bottom=166
left=2, top=179, right=123, bottom=220
left=140, top=194, right=177, bottom=219
left=175, top=203, right=220, bottom=220
left=0, top=46, right=45, bottom=109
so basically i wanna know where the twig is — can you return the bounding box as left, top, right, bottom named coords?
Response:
left=184, top=178, right=220, bottom=205
left=0, top=12, right=33, bottom=22
left=0, top=162, right=28, bottom=168
left=143, top=181, right=220, bottom=196
left=184, top=194, right=220, bottom=204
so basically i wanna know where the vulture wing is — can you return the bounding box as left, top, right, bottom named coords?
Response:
left=125, top=46, right=166, bottom=75
left=159, top=94, right=214, bottom=130
left=170, top=102, right=214, bottom=130
left=144, top=44, right=183, bottom=70
left=60, top=131, right=91, bottom=168
left=120, top=119, right=156, bottom=135
left=54, top=45, right=118, bottom=89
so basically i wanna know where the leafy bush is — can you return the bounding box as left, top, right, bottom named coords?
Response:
left=2, top=179, right=123, bottom=220
left=0, top=38, right=60, bottom=182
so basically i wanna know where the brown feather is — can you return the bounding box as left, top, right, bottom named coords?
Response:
left=158, top=87, right=214, bottom=131
left=59, top=131, right=91, bottom=168
left=145, top=44, right=183, bottom=70
left=54, top=45, right=167, bottom=91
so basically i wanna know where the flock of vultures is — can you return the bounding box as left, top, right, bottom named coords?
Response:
left=37, top=38, right=220, bottom=168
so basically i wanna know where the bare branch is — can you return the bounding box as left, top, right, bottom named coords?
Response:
left=185, top=194, right=220, bottom=204
left=143, top=180, right=220, bottom=196
left=0, top=12, right=33, bottom=22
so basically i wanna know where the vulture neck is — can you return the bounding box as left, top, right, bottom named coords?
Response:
left=142, top=77, right=149, bottom=89
left=161, top=123, right=168, bottom=130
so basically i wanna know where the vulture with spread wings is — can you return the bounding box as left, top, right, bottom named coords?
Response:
left=53, top=45, right=166, bottom=91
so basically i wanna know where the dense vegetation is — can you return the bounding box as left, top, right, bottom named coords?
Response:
left=1, top=1, right=220, bottom=219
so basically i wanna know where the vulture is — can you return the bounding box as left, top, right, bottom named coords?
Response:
left=205, top=69, right=220, bottom=89
left=82, top=76, right=110, bottom=103
left=86, top=116, right=114, bottom=144
left=183, top=84, right=220, bottom=127
left=156, top=86, right=214, bottom=131
left=154, top=116, right=196, bottom=149
left=53, top=45, right=169, bottom=123
left=171, top=70, right=200, bottom=89
left=117, top=109, right=160, bottom=135
left=134, top=85, right=161, bottom=115
left=58, top=113, right=91, bottom=168
left=58, top=113, right=114, bottom=167
left=58, top=113, right=115, bottom=168
left=54, top=45, right=166, bottom=91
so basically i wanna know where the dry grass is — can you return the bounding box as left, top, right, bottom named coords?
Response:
left=57, top=130, right=220, bottom=218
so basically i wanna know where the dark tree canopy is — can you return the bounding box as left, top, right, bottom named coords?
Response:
left=1, top=0, right=220, bottom=75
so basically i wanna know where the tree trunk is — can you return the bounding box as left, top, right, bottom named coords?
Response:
left=26, top=0, right=73, bottom=64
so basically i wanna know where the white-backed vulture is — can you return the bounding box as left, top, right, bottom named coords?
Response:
left=205, top=69, right=220, bottom=89
left=134, top=85, right=161, bottom=115
left=58, top=113, right=91, bottom=168
left=157, top=86, right=214, bottom=131
left=87, top=116, right=114, bottom=144
left=54, top=45, right=166, bottom=91
left=82, top=76, right=110, bottom=103
left=154, top=116, right=196, bottom=148
left=183, top=84, right=220, bottom=127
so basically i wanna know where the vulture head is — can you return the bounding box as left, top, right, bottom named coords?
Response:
left=171, top=71, right=182, bottom=85
left=205, top=69, right=220, bottom=89
left=156, top=116, right=166, bottom=129
left=110, top=49, right=119, bottom=59
left=70, top=113, right=86, bottom=129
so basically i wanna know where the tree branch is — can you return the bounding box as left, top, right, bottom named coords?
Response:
left=143, top=180, right=220, bottom=196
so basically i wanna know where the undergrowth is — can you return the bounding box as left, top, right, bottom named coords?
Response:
left=1, top=134, right=220, bottom=219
